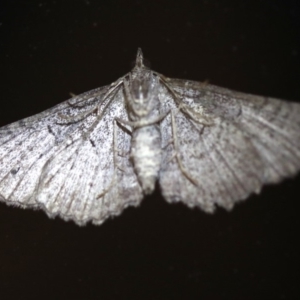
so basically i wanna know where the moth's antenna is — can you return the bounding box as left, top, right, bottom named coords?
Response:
left=135, top=48, right=144, bottom=68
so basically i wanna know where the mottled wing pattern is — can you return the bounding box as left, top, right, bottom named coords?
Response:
left=159, top=78, right=300, bottom=212
left=0, top=85, right=143, bottom=225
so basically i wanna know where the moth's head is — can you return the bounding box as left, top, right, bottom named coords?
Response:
left=132, top=48, right=151, bottom=70
left=135, top=48, right=144, bottom=69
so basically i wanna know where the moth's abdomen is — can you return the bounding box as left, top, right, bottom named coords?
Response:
left=131, top=125, right=161, bottom=194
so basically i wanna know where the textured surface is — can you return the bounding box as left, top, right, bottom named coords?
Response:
left=0, top=49, right=300, bottom=225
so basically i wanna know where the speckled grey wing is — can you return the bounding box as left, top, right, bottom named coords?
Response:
left=0, top=85, right=143, bottom=225
left=159, top=78, right=300, bottom=212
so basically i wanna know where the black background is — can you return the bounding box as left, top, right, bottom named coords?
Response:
left=0, top=1, right=299, bottom=299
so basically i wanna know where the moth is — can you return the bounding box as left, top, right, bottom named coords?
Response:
left=0, top=49, right=299, bottom=225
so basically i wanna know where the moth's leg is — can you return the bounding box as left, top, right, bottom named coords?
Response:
left=57, top=106, right=98, bottom=124
left=114, top=118, right=132, bottom=161
left=161, top=137, right=174, bottom=150
left=117, top=78, right=138, bottom=128
left=96, top=120, right=120, bottom=198
left=57, top=80, right=124, bottom=126
left=170, top=110, right=199, bottom=186
left=83, top=81, right=126, bottom=139
left=159, top=76, right=214, bottom=126
left=95, top=80, right=124, bottom=117
left=115, top=118, right=132, bottom=134
left=66, top=92, right=100, bottom=109
left=165, top=151, right=177, bottom=164
left=66, top=96, right=97, bottom=109
left=78, top=82, right=126, bottom=141
left=58, top=89, right=116, bottom=124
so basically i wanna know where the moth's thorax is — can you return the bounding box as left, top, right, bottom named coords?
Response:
left=131, top=125, right=162, bottom=194
left=126, top=69, right=159, bottom=120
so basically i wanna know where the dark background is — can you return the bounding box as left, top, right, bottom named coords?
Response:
left=0, top=0, right=299, bottom=299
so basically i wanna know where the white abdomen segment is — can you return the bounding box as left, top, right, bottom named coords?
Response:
left=131, top=125, right=161, bottom=194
